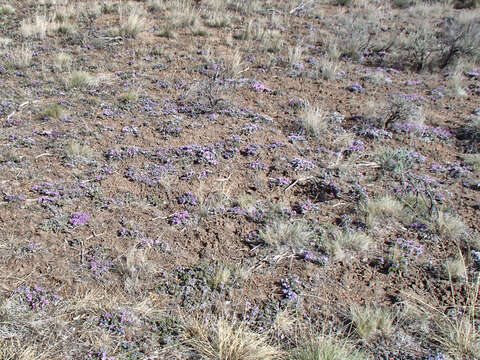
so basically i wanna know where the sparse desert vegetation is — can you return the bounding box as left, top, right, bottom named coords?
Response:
left=0, top=0, right=479, bottom=359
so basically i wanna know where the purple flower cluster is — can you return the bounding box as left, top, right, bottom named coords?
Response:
left=4, top=193, right=25, bottom=202
left=288, top=98, right=309, bottom=110
left=241, top=122, right=262, bottom=134
left=177, top=192, right=198, bottom=206
left=180, top=169, right=212, bottom=180
left=69, top=212, right=89, bottom=226
left=242, top=143, right=261, bottom=156
left=85, top=350, right=115, bottom=360
left=392, top=122, right=452, bottom=140
left=137, top=238, right=169, bottom=251
left=426, top=353, right=447, bottom=360
left=247, top=160, right=267, bottom=170
left=471, top=250, right=480, bottom=269
left=169, top=210, right=189, bottom=225
left=347, top=139, right=364, bottom=152
left=410, top=222, right=428, bottom=231
left=172, top=144, right=218, bottom=165
left=86, top=247, right=113, bottom=277
left=124, top=163, right=175, bottom=186
left=356, top=124, right=393, bottom=139
left=16, top=284, right=59, bottom=310
left=300, top=250, right=329, bottom=265
left=287, top=133, right=306, bottom=142
left=290, top=157, right=315, bottom=171
left=121, top=125, right=139, bottom=135
left=280, top=276, right=300, bottom=302
left=251, top=80, right=271, bottom=92
left=292, top=200, right=315, bottom=214
left=106, top=146, right=143, bottom=160
left=396, top=237, right=424, bottom=260
left=96, top=310, right=129, bottom=334
left=347, top=82, right=364, bottom=93
left=268, top=177, right=291, bottom=187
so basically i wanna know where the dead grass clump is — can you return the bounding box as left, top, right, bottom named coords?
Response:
left=350, top=304, right=395, bottom=341
left=317, top=58, right=339, bottom=80
left=180, top=315, right=284, bottom=360
left=405, top=261, right=480, bottom=359
left=363, top=196, right=405, bottom=227
left=259, top=218, right=315, bottom=249
left=336, top=231, right=372, bottom=251
left=300, top=106, right=327, bottom=138
left=20, top=15, right=58, bottom=38
left=42, top=103, right=63, bottom=119
left=222, top=49, right=246, bottom=78
left=287, top=45, right=303, bottom=66
left=292, top=334, right=368, bottom=360
left=0, top=4, right=15, bottom=15
left=446, top=71, right=467, bottom=97
left=463, top=154, right=480, bottom=173
left=262, top=29, right=283, bottom=53
left=435, top=212, right=466, bottom=241
left=67, top=71, right=97, bottom=89
left=444, top=257, right=467, bottom=281
left=53, top=52, right=72, bottom=72
left=329, top=230, right=372, bottom=260
left=118, top=8, right=146, bottom=38
left=64, top=141, right=95, bottom=161
left=8, top=45, right=33, bottom=69
left=0, top=339, right=39, bottom=360
left=204, top=12, right=231, bottom=28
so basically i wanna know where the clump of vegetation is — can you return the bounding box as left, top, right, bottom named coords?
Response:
left=292, top=335, right=368, bottom=360
left=350, top=304, right=395, bottom=341
left=363, top=196, right=405, bottom=227
left=180, top=316, right=284, bottom=360
left=67, top=71, right=96, bottom=88
left=259, top=218, right=315, bottom=250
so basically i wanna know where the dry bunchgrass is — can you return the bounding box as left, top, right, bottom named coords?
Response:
left=208, top=262, right=233, bottom=290
left=463, top=153, right=480, bottom=173
left=223, top=49, right=246, bottom=78
left=204, top=12, right=231, bottom=28
left=42, top=103, right=63, bottom=119
left=445, top=257, right=467, bottom=281
left=53, top=52, right=71, bottom=72
left=0, top=339, right=39, bottom=360
left=405, top=253, right=480, bottom=359
left=300, top=105, right=327, bottom=138
left=180, top=315, right=285, bottom=360
left=363, top=196, right=405, bottom=227
left=0, top=37, right=12, bottom=48
left=259, top=218, right=315, bottom=249
left=287, top=44, right=303, bottom=66
left=20, top=15, right=58, bottom=38
left=67, top=71, right=97, bottom=89
left=0, top=4, right=15, bottom=15
left=118, top=7, right=147, bottom=38
left=435, top=212, right=466, bottom=241
left=262, top=29, right=283, bottom=53
left=329, top=230, right=372, bottom=260
left=8, top=45, right=33, bottom=69
left=64, top=141, right=95, bottom=160
left=350, top=304, right=395, bottom=341
left=447, top=71, right=467, bottom=97
left=317, top=58, right=339, bottom=80
left=292, top=334, right=369, bottom=360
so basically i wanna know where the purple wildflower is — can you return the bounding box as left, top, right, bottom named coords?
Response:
left=70, top=212, right=89, bottom=226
